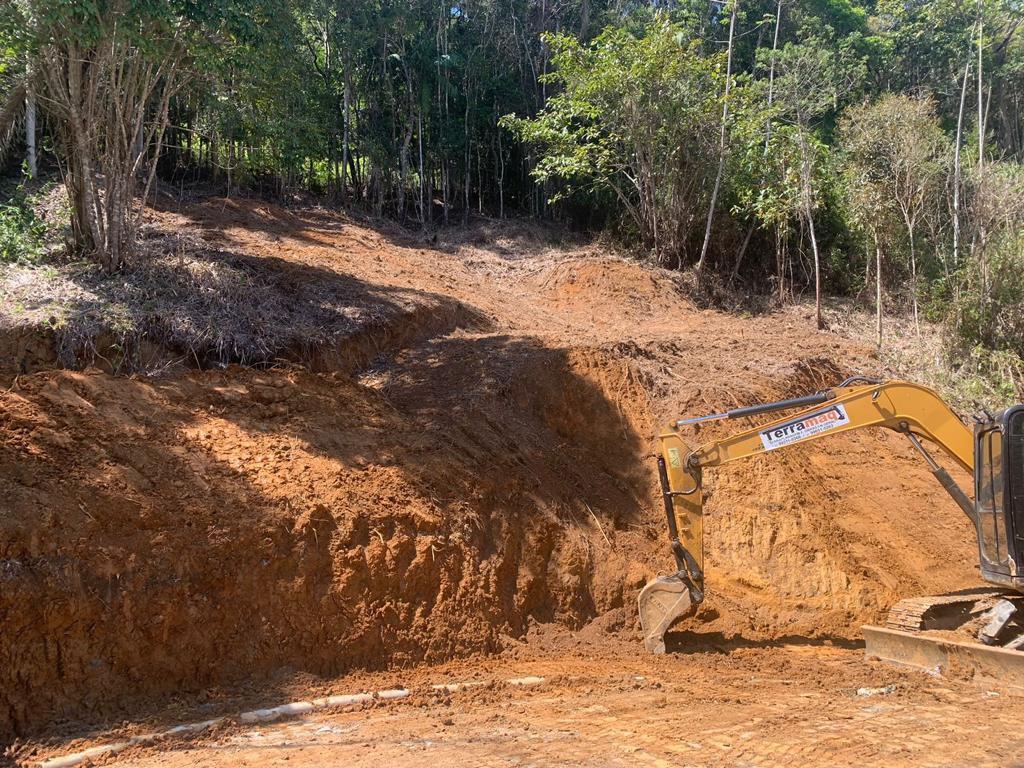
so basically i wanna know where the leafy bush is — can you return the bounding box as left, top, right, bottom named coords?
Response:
left=0, top=188, right=47, bottom=264
left=945, top=233, right=1024, bottom=403
left=502, top=22, right=726, bottom=266
left=951, top=234, right=1024, bottom=359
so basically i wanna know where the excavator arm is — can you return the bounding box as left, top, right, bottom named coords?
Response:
left=639, top=378, right=978, bottom=653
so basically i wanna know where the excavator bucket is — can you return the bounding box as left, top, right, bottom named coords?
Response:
left=638, top=574, right=699, bottom=654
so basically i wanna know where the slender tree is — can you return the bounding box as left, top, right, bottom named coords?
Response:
left=696, top=0, right=738, bottom=274
left=773, top=42, right=859, bottom=329
left=953, top=53, right=972, bottom=270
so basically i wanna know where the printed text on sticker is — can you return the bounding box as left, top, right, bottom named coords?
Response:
left=759, top=404, right=850, bottom=451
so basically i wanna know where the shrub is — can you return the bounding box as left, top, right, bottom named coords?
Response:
left=0, top=187, right=47, bottom=264
left=950, top=233, right=1024, bottom=359
left=946, top=233, right=1024, bottom=403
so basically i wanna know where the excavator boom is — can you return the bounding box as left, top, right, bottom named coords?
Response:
left=638, top=378, right=1022, bottom=656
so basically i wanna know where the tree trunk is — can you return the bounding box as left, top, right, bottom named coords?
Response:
left=25, top=94, right=37, bottom=178
left=498, top=124, right=506, bottom=219
left=210, top=128, right=219, bottom=181
left=427, top=167, right=434, bottom=226
left=579, top=0, right=591, bottom=39
left=134, top=120, right=145, bottom=173
left=463, top=96, right=471, bottom=225
left=806, top=202, right=823, bottom=330
left=978, top=9, right=985, bottom=168
left=764, top=0, right=782, bottom=152
left=795, top=126, right=823, bottom=329
left=696, top=0, right=737, bottom=274
left=442, top=161, right=449, bottom=225
left=329, top=96, right=339, bottom=195
left=341, top=75, right=351, bottom=204
left=42, top=30, right=183, bottom=270
left=776, top=227, right=786, bottom=303
left=953, top=53, right=971, bottom=268
left=418, top=110, right=425, bottom=226
left=729, top=221, right=755, bottom=285
left=875, top=236, right=883, bottom=348
left=908, top=225, right=920, bottom=337
left=399, top=123, right=412, bottom=220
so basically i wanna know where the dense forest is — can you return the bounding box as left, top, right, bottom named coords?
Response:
left=1, top=0, right=1023, bottom=388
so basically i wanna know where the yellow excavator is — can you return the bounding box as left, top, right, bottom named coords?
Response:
left=639, top=377, right=1024, bottom=678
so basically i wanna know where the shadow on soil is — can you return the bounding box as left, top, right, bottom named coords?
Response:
left=0, top=333, right=653, bottom=743
left=0, top=192, right=656, bottom=743
left=664, top=629, right=863, bottom=654
left=150, top=191, right=587, bottom=262
left=149, top=190, right=357, bottom=248
left=1, top=228, right=486, bottom=374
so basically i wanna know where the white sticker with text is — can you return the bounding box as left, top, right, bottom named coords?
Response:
left=759, top=404, right=850, bottom=451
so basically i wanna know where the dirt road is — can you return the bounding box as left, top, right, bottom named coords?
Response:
left=0, top=198, right=1001, bottom=765
left=53, top=638, right=1024, bottom=767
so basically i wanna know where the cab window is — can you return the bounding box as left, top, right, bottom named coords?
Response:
left=978, top=427, right=1011, bottom=570
left=1008, top=411, right=1024, bottom=561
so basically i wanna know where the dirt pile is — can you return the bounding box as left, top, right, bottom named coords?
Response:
left=526, top=257, right=694, bottom=329
left=0, top=197, right=986, bottom=740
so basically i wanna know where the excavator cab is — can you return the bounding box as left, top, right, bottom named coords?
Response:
left=974, top=405, right=1024, bottom=590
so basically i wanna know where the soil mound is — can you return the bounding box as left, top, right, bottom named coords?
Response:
left=529, top=257, right=693, bottom=325
left=0, top=222, right=479, bottom=374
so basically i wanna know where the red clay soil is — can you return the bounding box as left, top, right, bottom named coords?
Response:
left=0, top=198, right=984, bottom=744
left=97, top=641, right=1024, bottom=768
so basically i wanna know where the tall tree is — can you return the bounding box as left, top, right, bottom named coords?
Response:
left=1, top=0, right=201, bottom=269
left=504, top=20, right=725, bottom=266
left=696, top=0, right=738, bottom=274
left=839, top=94, right=950, bottom=343
left=773, top=41, right=860, bottom=329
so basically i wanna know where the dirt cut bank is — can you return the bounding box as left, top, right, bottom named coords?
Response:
left=0, top=345, right=657, bottom=738
left=0, top=197, right=986, bottom=741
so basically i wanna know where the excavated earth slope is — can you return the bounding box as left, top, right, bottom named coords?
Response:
left=0, top=199, right=983, bottom=740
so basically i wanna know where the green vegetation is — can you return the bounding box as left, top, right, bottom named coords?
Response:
left=502, top=24, right=726, bottom=265
left=0, top=185, right=46, bottom=264
left=0, top=0, right=1022, bottom=396
left=954, top=232, right=1024, bottom=359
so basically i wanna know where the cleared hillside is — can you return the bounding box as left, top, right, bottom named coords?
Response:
left=0, top=199, right=983, bottom=743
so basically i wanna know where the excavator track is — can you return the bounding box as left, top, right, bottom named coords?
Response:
left=868, top=590, right=1024, bottom=688
left=884, top=589, right=1014, bottom=632
left=864, top=624, right=1024, bottom=689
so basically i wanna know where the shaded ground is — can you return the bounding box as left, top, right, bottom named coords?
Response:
left=0, top=196, right=993, bottom=764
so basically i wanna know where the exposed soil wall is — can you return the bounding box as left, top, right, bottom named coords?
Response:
left=0, top=346, right=654, bottom=737
left=0, top=198, right=985, bottom=741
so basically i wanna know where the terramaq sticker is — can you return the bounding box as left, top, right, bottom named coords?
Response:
left=759, top=404, right=850, bottom=451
